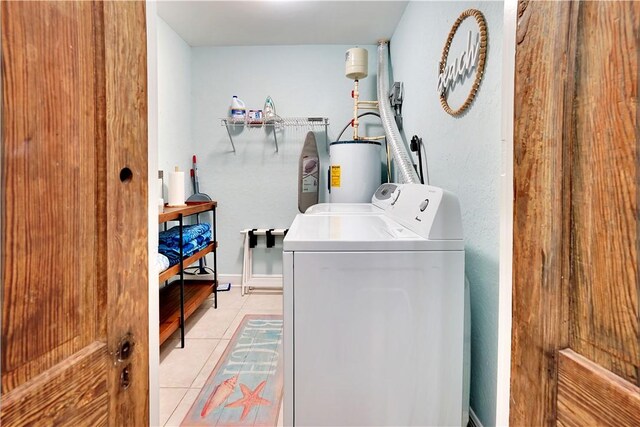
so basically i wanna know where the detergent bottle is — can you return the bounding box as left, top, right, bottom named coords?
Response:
left=229, top=96, right=246, bottom=122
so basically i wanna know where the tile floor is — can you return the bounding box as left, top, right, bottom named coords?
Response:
left=159, top=285, right=284, bottom=427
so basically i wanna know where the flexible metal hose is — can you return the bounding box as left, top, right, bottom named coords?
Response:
left=377, top=41, right=420, bottom=184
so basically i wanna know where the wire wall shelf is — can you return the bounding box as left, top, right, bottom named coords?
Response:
left=220, top=117, right=329, bottom=153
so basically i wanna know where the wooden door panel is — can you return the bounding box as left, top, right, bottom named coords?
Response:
left=1, top=1, right=148, bottom=425
left=1, top=342, right=109, bottom=426
left=510, top=1, right=574, bottom=423
left=103, top=1, right=149, bottom=422
left=512, top=0, right=640, bottom=425
left=557, top=350, right=640, bottom=426
left=1, top=0, right=101, bottom=393
left=570, top=0, right=639, bottom=385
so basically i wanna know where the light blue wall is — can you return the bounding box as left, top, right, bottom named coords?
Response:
left=190, top=45, right=379, bottom=275
left=157, top=17, right=193, bottom=198
left=391, top=2, right=503, bottom=426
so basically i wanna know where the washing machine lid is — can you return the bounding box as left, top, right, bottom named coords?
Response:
left=283, top=214, right=463, bottom=251
left=304, top=203, right=383, bottom=215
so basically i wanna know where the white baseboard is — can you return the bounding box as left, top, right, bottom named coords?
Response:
left=219, top=273, right=283, bottom=291
left=218, top=274, right=241, bottom=286
left=469, top=408, right=484, bottom=427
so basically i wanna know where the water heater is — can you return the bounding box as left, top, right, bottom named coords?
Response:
left=329, top=140, right=381, bottom=203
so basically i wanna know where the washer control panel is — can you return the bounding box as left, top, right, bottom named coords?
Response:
left=384, top=184, right=463, bottom=240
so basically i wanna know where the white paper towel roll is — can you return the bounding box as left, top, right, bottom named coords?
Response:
left=168, top=170, right=186, bottom=207
left=158, top=178, right=164, bottom=199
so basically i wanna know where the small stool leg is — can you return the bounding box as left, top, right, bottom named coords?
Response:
left=241, top=233, right=248, bottom=296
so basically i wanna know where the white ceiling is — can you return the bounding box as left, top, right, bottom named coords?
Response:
left=157, top=1, right=409, bottom=47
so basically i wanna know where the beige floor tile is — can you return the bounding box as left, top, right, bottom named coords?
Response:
left=190, top=339, right=231, bottom=389
left=241, top=292, right=283, bottom=311
left=164, top=388, right=200, bottom=427
left=182, top=305, right=209, bottom=331
left=184, top=307, right=239, bottom=339
left=159, top=388, right=188, bottom=427
left=222, top=311, right=246, bottom=340
left=160, top=336, right=180, bottom=363
left=159, top=338, right=220, bottom=388
left=213, top=285, right=248, bottom=310
left=158, top=303, right=211, bottom=350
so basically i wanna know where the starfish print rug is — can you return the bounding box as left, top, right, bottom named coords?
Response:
left=181, top=315, right=284, bottom=426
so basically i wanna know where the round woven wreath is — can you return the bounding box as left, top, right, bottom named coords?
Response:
left=438, top=9, right=488, bottom=117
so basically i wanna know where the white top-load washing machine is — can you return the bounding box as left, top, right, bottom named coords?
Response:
left=283, top=184, right=467, bottom=426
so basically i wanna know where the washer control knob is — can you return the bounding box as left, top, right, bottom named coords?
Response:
left=419, top=199, right=429, bottom=212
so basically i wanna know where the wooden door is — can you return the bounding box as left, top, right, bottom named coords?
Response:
left=511, top=1, right=639, bottom=425
left=1, top=1, right=149, bottom=425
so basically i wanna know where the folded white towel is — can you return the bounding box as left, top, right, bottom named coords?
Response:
left=156, top=253, right=170, bottom=273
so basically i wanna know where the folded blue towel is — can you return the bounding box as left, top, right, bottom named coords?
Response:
left=192, top=229, right=212, bottom=247
left=159, top=229, right=211, bottom=254
left=159, top=232, right=212, bottom=268
left=182, top=230, right=211, bottom=256
left=159, top=223, right=211, bottom=247
left=161, top=249, right=181, bottom=267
